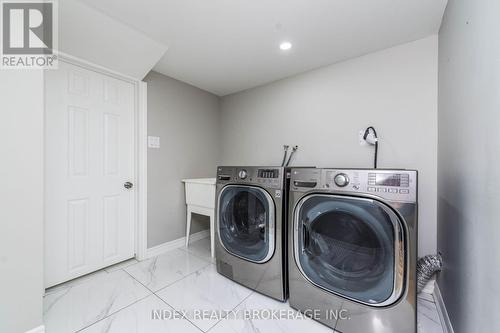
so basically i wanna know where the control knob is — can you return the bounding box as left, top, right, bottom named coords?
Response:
left=238, top=169, right=248, bottom=179
left=334, top=173, right=349, bottom=187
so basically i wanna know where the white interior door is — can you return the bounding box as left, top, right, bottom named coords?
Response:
left=44, top=61, right=136, bottom=288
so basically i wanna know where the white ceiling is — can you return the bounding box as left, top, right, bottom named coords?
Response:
left=60, top=0, right=167, bottom=80
left=78, top=0, right=447, bottom=96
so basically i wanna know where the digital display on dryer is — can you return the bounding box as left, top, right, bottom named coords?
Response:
left=258, top=169, right=279, bottom=178
left=369, top=173, right=410, bottom=187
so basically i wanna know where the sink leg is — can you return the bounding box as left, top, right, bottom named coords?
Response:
left=185, top=207, right=192, bottom=247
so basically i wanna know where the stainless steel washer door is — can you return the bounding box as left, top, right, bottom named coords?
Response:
left=218, top=185, right=275, bottom=263
left=294, top=194, right=405, bottom=307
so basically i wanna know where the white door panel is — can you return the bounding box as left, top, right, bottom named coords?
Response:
left=45, top=61, right=135, bottom=287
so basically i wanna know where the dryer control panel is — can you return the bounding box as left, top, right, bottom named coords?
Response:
left=291, top=168, right=417, bottom=203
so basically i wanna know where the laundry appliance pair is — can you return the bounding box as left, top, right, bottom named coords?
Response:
left=215, top=166, right=417, bottom=333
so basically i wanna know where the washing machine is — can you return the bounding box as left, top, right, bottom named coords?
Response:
left=215, top=166, right=290, bottom=301
left=288, top=168, right=417, bottom=332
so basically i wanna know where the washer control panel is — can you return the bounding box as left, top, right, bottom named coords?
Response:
left=291, top=168, right=417, bottom=203
left=217, top=166, right=283, bottom=189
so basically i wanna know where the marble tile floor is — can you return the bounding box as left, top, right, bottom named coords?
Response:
left=44, top=237, right=446, bottom=333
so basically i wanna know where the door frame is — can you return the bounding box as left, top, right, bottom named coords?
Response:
left=45, top=52, right=148, bottom=266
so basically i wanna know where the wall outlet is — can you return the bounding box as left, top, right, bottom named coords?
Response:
left=148, top=136, right=160, bottom=148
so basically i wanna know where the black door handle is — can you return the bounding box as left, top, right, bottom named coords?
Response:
left=124, top=182, right=133, bottom=189
left=303, top=224, right=310, bottom=250
left=258, top=223, right=266, bottom=240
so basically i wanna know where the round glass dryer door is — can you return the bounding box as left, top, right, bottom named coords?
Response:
left=218, top=185, right=275, bottom=263
left=294, top=194, right=405, bottom=306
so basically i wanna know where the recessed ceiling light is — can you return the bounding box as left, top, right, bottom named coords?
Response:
left=279, top=41, right=292, bottom=51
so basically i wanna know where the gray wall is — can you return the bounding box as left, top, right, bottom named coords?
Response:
left=220, top=36, right=438, bottom=256
left=437, top=0, right=500, bottom=332
left=145, top=71, right=220, bottom=248
left=0, top=71, right=44, bottom=332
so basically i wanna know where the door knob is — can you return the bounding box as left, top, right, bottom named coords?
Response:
left=124, top=182, right=133, bottom=189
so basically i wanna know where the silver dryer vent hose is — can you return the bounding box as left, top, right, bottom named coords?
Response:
left=417, top=254, right=443, bottom=294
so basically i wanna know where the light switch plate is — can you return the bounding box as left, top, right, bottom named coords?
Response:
left=148, top=136, right=160, bottom=148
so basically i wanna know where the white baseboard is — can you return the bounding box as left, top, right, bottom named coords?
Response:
left=145, top=229, right=209, bottom=259
left=25, top=325, right=44, bottom=333
left=187, top=229, right=210, bottom=243
left=433, top=282, right=454, bottom=333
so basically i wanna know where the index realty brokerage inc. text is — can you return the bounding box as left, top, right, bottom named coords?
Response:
left=151, top=308, right=351, bottom=321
